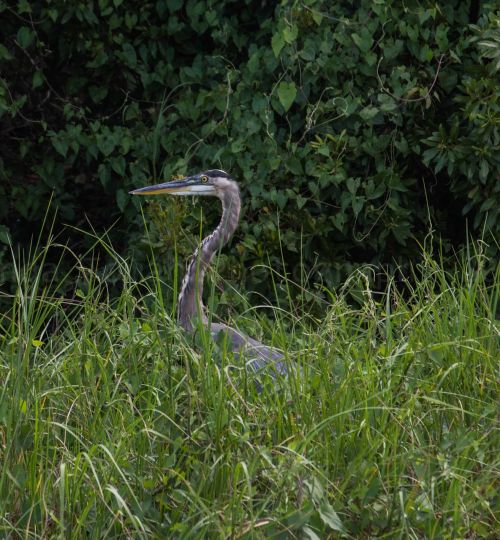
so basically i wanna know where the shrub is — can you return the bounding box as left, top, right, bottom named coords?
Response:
left=0, top=0, right=497, bottom=299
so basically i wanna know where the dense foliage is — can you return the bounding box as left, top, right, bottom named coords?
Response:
left=0, top=0, right=498, bottom=297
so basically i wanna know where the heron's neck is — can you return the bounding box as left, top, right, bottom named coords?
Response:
left=177, top=191, right=240, bottom=331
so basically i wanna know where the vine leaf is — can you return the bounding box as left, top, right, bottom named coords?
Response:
left=277, top=81, right=297, bottom=112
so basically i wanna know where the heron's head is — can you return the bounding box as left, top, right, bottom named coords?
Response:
left=130, top=169, right=238, bottom=199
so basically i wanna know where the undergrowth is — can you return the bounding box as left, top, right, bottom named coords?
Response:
left=0, top=232, right=498, bottom=539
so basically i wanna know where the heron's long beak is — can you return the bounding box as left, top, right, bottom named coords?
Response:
left=129, top=179, right=195, bottom=196
left=130, top=177, right=215, bottom=196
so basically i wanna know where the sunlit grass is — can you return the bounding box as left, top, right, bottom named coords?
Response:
left=0, top=233, right=498, bottom=539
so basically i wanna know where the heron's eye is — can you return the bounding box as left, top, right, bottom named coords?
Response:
left=200, top=175, right=209, bottom=183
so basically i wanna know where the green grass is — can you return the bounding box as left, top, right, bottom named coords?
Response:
left=0, top=234, right=498, bottom=539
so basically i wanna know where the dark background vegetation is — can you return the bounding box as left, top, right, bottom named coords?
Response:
left=1, top=0, right=498, bottom=303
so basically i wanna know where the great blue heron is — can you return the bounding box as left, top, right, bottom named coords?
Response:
left=130, top=169, right=289, bottom=385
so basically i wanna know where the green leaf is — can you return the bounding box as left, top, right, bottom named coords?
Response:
left=418, top=8, right=433, bottom=24
left=0, top=225, right=10, bottom=244
left=51, top=136, right=69, bottom=158
left=121, top=136, right=131, bottom=154
left=17, top=0, right=31, bottom=14
left=32, top=70, right=44, bottom=89
left=205, top=9, right=217, bottom=25
left=311, top=11, right=323, bottom=25
left=277, top=81, right=297, bottom=112
left=276, top=190, right=287, bottom=209
left=98, top=163, right=111, bottom=187
left=230, top=139, right=244, bottom=153
left=406, top=25, right=418, bottom=42
left=271, top=34, right=285, bottom=58
left=434, top=154, right=447, bottom=174
left=296, top=195, right=307, bottom=209
left=116, top=189, right=127, bottom=211
left=125, top=12, right=138, bottom=28
left=359, top=106, right=379, bottom=121
left=89, top=85, right=108, bottom=103
left=422, top=147, right=440, bottom=164
left=122, top=43, right=137, bottom=65
left=283, top=24, right=298, bottom=44
left=479, top=160, right=489, bottom=182
left=352, top=196, right=364, bottom=217
left=435, top=24, right=449, bottom=50
left=17, top=27, right=34, bottom=49
left=111, top=156, right=126, bottom=176
left=346, top=177, right=359, bottom=194
left=97, top=136, right=116, bottom=156
left=47, top=8, right=58, bottom=22
left=378, top=93, right=397, bottom=112
left=420, top=44, right=434, bottom=62
left=167, top=0, right=183, bottom=12
left=318, top=502, right=346, bottom=532
left=0, top=44, right=13, bottom=61
left=302, top=525, right=321, bottom=540
left=247, top=52, right=259, bottom=74
left=332, top=212, right=346, bottom=231
left=479, top=197, right=495, bottom=212
left=383, top=39, right=403, bottom=60
left=351, top=29, right=373, bottom=53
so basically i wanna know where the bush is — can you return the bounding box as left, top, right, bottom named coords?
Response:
left=0, top=0, right=497, bottom=299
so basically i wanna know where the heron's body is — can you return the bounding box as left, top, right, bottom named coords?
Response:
left=131, top=170, right=289, bottom=382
